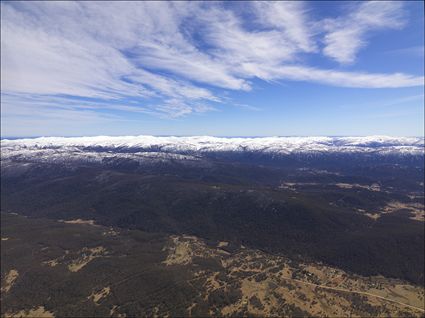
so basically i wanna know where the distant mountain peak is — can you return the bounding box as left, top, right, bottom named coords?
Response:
left=2, top=135, right=424, bottom=157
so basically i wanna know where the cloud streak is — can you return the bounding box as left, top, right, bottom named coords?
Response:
left=1, top=1, right=423, bottom=125
left=322, top=1, right=406, bottom=64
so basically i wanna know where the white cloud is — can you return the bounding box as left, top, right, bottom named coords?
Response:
left=0, top=0, right=423, bottom=128
left=1, top=3, right=148, bottom=99
left=269, top=66, right=424, bottom=88
left=387, top=46, right=425, bottom=58
left=252, top=1, right=316, bottom=53
left=322, top=1, right=406, bottom=64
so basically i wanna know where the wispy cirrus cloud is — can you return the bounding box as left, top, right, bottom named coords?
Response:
left=387, top=46, right=425, bottom=58
left=322, top=1, right=406, bottom=64
left=1, top=0, right=423, bottom=127
left=267, top=65, right=423, bottom=88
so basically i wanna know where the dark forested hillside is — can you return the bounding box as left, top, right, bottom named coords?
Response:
left=2, top=152, right=424, bottom=286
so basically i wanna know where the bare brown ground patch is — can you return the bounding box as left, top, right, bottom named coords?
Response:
left=89, top=286, right=111, bottom=304
left=42, top=246, right=107, bottom=272
left=4, top=306, right=54, bottom=318
left=1, top=269, right=19, bottom=293
left=68, top=246, right=107, bottom=272
left=217, top=241, right=229, bottom=248
left=43, top=259, right=59, bottom=267
left=110, top=305, right=126, bottom=317
left=163, top=235, right=228, bottom=266
left=62, top=219, right=98, bottom=226
left=366, top=201, right=425, bottom=221
left=165, top=235, right=424, bottom=317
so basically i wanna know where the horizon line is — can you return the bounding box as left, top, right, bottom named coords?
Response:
left=2, top=134, right=424, bottom=140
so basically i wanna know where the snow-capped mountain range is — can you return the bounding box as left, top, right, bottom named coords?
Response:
left=1, top=135, right=424, bottom=165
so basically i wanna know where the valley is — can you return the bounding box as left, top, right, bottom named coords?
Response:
left=2, top=213, right=424, bottom=317
left=1, top=136, right=424, bottom=316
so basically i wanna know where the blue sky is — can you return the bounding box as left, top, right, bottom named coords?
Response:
left=1, top=1, right=424, bottom=137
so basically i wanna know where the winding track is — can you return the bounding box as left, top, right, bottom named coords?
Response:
left=281, top=276, right=425, bottom=313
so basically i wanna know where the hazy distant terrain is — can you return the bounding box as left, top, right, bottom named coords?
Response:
left=1, top=136, right=424, bottom=317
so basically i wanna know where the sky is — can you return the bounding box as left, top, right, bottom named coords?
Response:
left=1, top=1, right=424, bottom=137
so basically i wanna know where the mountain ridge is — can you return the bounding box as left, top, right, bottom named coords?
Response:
left=2, top=135, right=424, bottom=157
